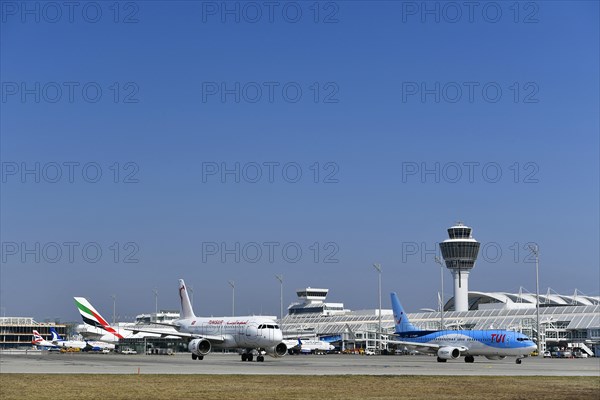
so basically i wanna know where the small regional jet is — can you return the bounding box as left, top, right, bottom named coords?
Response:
left=49, top=327, right=114, bottom=351
left=284, top=338, right=335, bottom=354
left=124, top=279, right=288, bottom=362
left=388, top=292, right=537, bottom=364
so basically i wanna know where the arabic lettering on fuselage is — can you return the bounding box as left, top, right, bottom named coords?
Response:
left=207, top=319, right=248, bottom=325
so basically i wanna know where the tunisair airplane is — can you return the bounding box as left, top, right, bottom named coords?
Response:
left=388, top=292, right=537, bottom=364
left=124, top=279, right=288, bottom=362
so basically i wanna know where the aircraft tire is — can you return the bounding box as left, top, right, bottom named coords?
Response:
left=437, top=357, right=447, bottom=363
left=465, top=356, right=475, bottom=363
left=192, top=354, right=197, bottom=360
left=516, top=358, right=522, bottom=364
left=247, top=354, right=254, bottom=362
left=198, top=355, right=204, bottom=360
left=241, top=353, right=247, bottom=361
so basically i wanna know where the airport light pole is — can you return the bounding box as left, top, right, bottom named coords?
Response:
left=111, top=294, right=116, bottom=325
left=152, top=288, right=158, bottom=315
left=228, top=281, right=235, bottom=316
left=275, top=275, right=284, bottom=321
left=528, top=244, right=541, bottom=354
left=373, top=263, right=382, bottom=352
left=435, top=256, right=445, bottom=329
left=189, top=285, right=194, bottom=309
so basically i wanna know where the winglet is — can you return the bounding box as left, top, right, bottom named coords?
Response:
left=390, top=292, right=417, bottom=333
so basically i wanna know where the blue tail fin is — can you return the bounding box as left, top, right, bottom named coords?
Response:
left=49, top=327, right=62, bottom=341
left=390, top=292, right=417, bottom=333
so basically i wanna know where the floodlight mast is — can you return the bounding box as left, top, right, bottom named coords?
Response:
left=528, top=244, right=541, bottom=355
left=434, top=256, right=445, bottom=329
left=373, top=263, right=382, bottom=352
left=228, top=281, right=235, bottom=316
left=275, top=275, right=284, bottom=321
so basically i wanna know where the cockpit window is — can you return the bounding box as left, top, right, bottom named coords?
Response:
left=273, top=325, right=279, bottom=330
left=517, top=337, right=530, bottom=341
left=258, top=325, right=264, bottom=329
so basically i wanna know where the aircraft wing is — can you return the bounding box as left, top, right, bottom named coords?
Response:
left=387, top=339, right=441, bottom=351
left=388, top=339, right=469, bottom=353
left=124, top=327, right=225, bottom=343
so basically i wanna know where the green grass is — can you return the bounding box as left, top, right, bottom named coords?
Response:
left=1, top=374, right=599, bottom=400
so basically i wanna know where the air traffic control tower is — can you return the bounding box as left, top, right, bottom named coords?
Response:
left=439, top=223, right=481, bottom=312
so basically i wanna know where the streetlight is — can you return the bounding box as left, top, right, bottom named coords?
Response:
left=435, top=256, right=445, bottom=329
left=111, top=295, right=117, bottom=325
left=189, top=285, right=194, bottom=309
left=152, top=288, right=158, bottom=315
left=275, top=275, right=283, bottom=321
left=228, top=281, right=235, bottom=316
left=373, top=263, right=382, bottom=352
left=528, top=244, right=541, bottom=354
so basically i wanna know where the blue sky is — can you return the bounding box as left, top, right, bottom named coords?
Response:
left=1, top=1, right=598, bottom=321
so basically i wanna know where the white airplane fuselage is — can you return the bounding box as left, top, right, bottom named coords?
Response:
left=176, top=316, right=283, bottom=350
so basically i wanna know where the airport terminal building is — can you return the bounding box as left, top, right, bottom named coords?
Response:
left=280, top=288, right=600, bottom=357
left=0, top=317, right=67, bottom=349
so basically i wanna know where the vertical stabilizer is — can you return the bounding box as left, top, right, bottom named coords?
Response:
left=390, top=292, right=417, bottom=333
left=74, top=297, right=124, bottom=339
left=32, top=330, right=44, bottom=342
left=178, top=279, right=195, bottom=319
left=49, top=327, right=62, bottom=341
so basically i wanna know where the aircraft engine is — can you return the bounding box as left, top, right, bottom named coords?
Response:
left=188, top=339, right=211, bottom=356
left=266, top=342, right=287, bottom=358
left=437, top=347, right=460, bottom=360
left=485, top=356, right=506, bottom=360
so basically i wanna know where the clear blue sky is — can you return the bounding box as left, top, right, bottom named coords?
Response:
left=1, top=1, right=598, bottom=321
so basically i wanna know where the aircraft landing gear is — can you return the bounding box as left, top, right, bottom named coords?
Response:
left=192, top=354, right=197, bottom=360
left=464, top=356, right=475, bottom=363
left=437, top=357, right=447, bottom=362
left=241, top=352, right=254, bottom=362
left=516, top=358, right=522, bottom=364
left=197, top=355, right=204, bottom=360
left=257, top=355, right=264, bottom=362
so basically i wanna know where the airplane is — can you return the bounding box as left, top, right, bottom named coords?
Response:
left=74, top=297, right=183, bottom=344
left=388, top=292, right=537, bottom=364
left=284, top=338, right=335, bottom=354
left=31, top=330, right=58, bottom=348
left=74, top=297, right=125, bottom=343
left=125, top=279, right=288, bottom=362
left=49, top=327, right=114, bottom=351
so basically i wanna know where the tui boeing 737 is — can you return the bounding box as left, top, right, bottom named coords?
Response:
left=388, top=292, right=537, bottom=364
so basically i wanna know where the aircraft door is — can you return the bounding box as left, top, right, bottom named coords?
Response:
left=244, top=322, right=260, bottom=347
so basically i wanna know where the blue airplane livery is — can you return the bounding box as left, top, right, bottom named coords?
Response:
left=389, top=292, right=537, bottom=364
left=49, top=327, right=113, bottom=352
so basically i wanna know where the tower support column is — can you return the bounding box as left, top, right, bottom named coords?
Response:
left=451, top=270, right=470, bottom=311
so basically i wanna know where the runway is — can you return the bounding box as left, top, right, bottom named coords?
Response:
left=1, top=352, right=598, bottom=376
